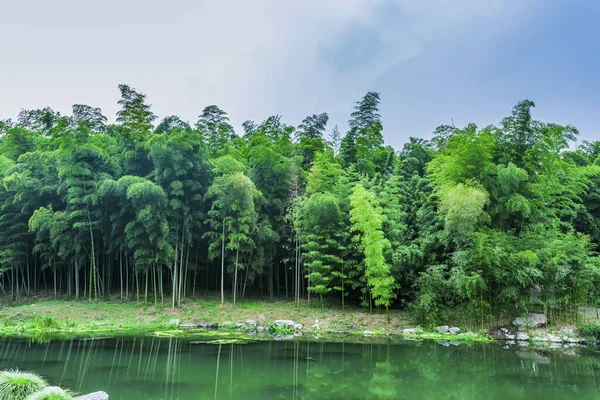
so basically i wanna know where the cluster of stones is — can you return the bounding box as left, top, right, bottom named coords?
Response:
left=177, top=316, right=303, bottom=336
left=401, top=325, right=463, bottom=335
left=488, top=313, right=586, bottom=347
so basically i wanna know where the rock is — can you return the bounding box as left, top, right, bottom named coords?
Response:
left=559, top=328, right=574, bottom=335
left=311, top=324, right=320, bottom=331
left=513, top=313, right=547, bottom=328
left=402, top=328, right=418, bottom=334
left=549, top=335, right=562, bottom=343
left=236, top=323, right=244, bottom=329
left=436, top=340, right=450, bottom=347
left=517, top=333, right=529, bottom=341
left=274, top=335, right=294, bottom=341
left=435, top=326, right=450, bottom=333
left=257, top=326, right=267, bottom=332
left=274, top=320, right=295, bottom=327
left=294, top=323, right=303, bottom=331
left=294, top=331, right=303, bottom=337
left=179, top=323, right=199, bottom=329
left=449, top=327, right=461, bottom=334
left=198, top=322, right=219, bottom=329
left=74, top=392, right=109, bottom=400
left=532, top=336, right=549, bottom=342
left=245, top=319, right=257, bottom=327
left=517, top=341, right=529, bottom=347
left=529, top=313, right=547, bottom=327
left=363, top=330, right=374, bottom=336
left=568, top=337, right=581, bottom=343
left=168, top=319, right=180, bottom=326
left=488, top=325, right=518, bottom=340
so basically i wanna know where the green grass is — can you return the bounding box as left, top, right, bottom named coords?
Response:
left=0, top=370, right=48, bottom=400
left=25, top=387, right=74, bottom=400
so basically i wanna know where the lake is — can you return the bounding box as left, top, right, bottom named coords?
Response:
left=0, top=335, right=598, bottom=399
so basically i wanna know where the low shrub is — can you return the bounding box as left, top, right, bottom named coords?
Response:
left=25, top=386, right=74, bottom=400
left=577, top=321, right=600, bottom=338
left=0, top=369, right=48, bottom=400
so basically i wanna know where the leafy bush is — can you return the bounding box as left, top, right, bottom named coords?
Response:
left=268, top=323, right=294, bottom=335
left=577, top=321, right=600, bottom=338
left=25, top=386, right=74, bottom=400
left=0, top=369, right=48, bottom=400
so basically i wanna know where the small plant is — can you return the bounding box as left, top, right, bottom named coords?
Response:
left=577, top=321, right=600, bottom=338
left=25, top=387, right=74, bottom=400
left=268, top=323, right=294, bottom=335
left=0, top=369, right=48, bottom=400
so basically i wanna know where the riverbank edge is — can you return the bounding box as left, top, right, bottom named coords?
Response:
left=0, top=321, right=593, bottom=347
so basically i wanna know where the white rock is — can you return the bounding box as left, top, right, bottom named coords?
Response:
left=274, top=320, right=295, bottom=326
left=294, top=323, right=303, bottom=331
left=449, top=327, right=460, bottom=334
left=74, top=391, right=109, bottom=400
left=435, top=326, right=450, bottom=333
left=549, top=335, right=562, bottom=343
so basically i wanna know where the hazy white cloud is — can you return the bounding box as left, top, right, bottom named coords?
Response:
left=2, top=0, right=593, bottom=148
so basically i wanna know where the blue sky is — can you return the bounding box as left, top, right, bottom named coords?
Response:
left=0, top=0, right=598, bottom=148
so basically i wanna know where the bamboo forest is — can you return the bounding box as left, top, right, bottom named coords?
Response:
left=0, top=85, right=598, bottom=328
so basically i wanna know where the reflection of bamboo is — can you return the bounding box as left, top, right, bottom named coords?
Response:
left=229, top=343, right=233, bottom=400
left=108, top=338, right=120, bottom=386
left=77, top=339, right=96, bottom=392
left=126, top=337, right=136, bottom=376
left=214, top=343, right=222, bottom=400
left=60, top=340, right=73, bottom=383
left=145, top=337, right=155, bottom=379
left=137, top=338, right=144, bottom=378
left=293, top=341, right=299, bottom=400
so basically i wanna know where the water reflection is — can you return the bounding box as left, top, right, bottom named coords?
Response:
left=0, top=337, right=598, bottom=399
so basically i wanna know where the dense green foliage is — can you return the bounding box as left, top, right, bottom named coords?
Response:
left=0, top=370, right=48, bottom=400
left=0, top=87, right=598, bottom=325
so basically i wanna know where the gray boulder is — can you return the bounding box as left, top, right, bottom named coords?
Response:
left=198, top=322, right=219, bottom=329
left=179, top=323, right=199, bottom=329
left=74, top=392, right=109, bottom=400
left=402, top=328, right=417, bottom=334
left=513, top=313, right=547, bottom=328
left=274, top=320, right=295, bottom=326
left=294, top=323, right=303, bottom=331
left=449, top=327, right=461, bottom=334
left=245, top=319, right=257, bottom=327
left=435, top=326, right=450, bottom=333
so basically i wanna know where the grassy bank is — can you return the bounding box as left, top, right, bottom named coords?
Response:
left=2, top=297, right=593, bottom=344
left=0, top=297, right=415, bottom=338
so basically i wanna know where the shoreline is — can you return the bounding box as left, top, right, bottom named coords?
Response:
left=0, top=299, right=594, bottom=348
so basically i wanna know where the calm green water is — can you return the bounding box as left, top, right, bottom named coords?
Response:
left=0, top=336, right=598, bottom=399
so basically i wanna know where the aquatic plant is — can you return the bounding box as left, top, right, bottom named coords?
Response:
left=25, top=386, right=74, bottom=400
left=0, top=369, right=48, bottom=400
